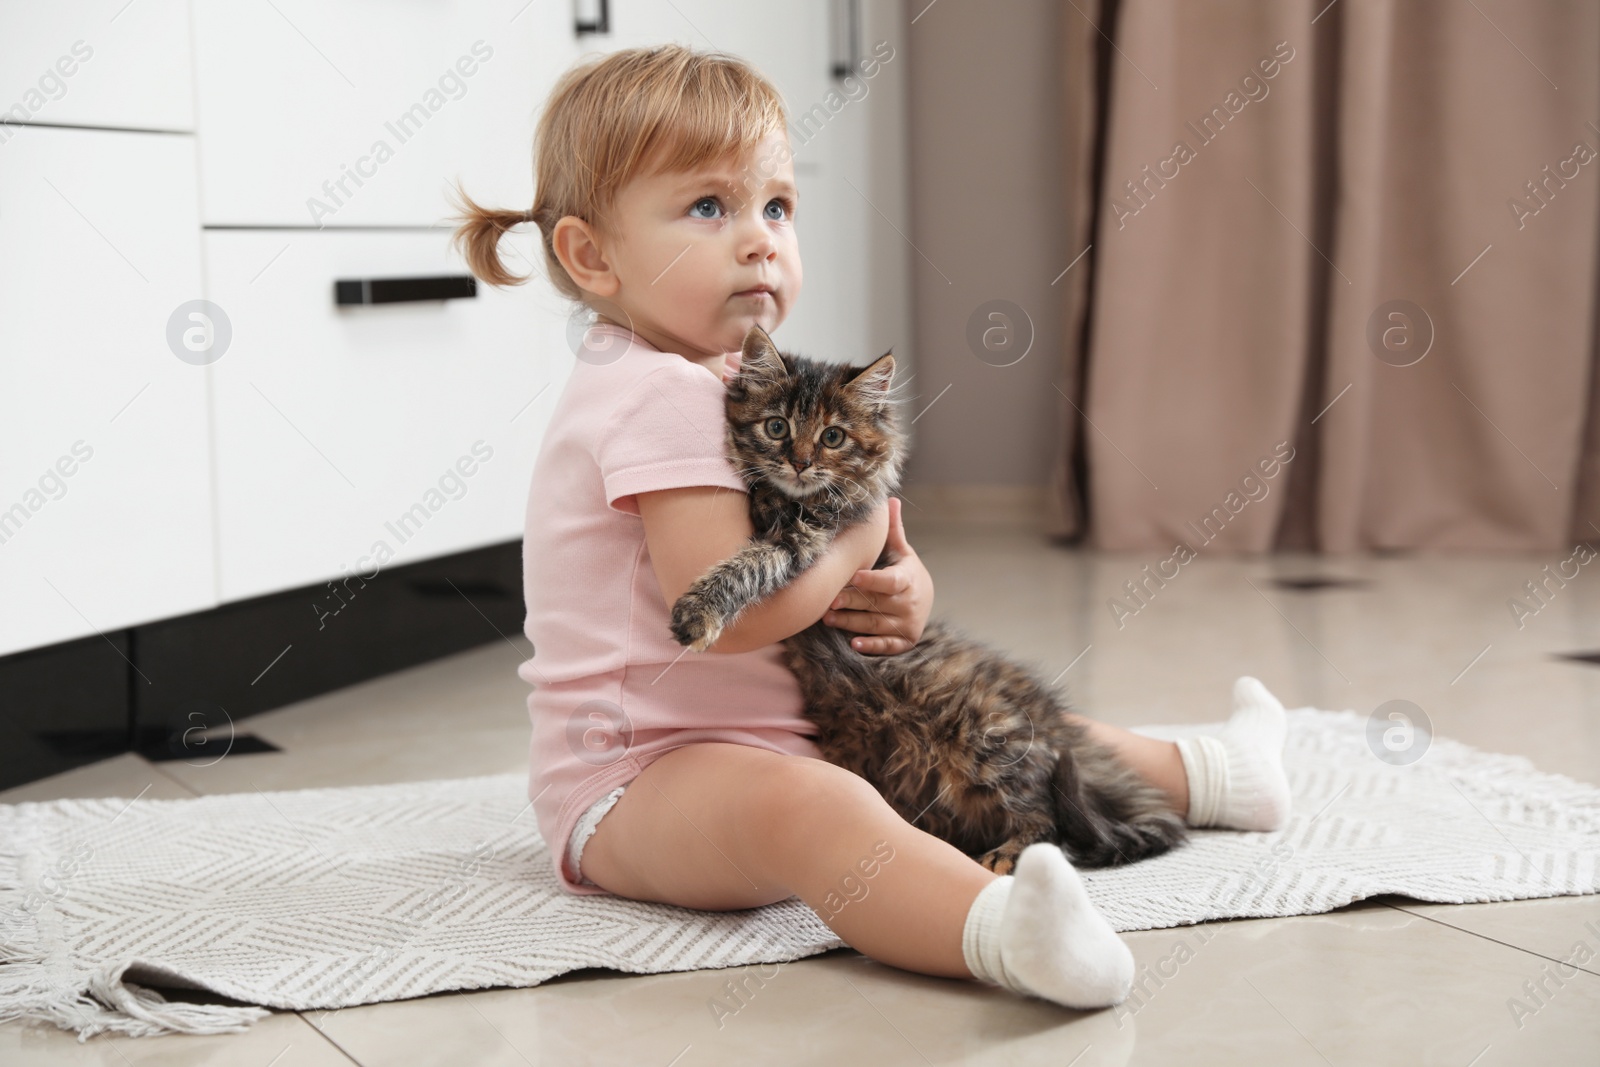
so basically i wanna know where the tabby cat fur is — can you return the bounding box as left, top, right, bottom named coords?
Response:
left=668, top=325, right=1187, bottom=873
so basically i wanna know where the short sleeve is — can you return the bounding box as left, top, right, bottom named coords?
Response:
left=594, top=359, right=749, bottom=515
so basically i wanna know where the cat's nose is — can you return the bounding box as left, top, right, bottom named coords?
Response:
left=792, top=458, right=811, bottom=473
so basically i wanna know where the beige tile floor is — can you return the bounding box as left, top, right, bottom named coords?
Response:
left=4, top=521, right=1599, bottom=1065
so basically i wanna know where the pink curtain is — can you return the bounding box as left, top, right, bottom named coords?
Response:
left=1047, top=0, right=1600, bottom=552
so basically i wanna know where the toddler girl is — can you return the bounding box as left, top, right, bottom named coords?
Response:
left=451, top=43, right=1291, bottom=1011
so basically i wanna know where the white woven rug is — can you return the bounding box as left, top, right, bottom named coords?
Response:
left=2, top=708, right=1596, bottom=1041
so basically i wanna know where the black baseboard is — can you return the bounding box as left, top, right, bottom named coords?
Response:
left=0, top=540, right=524, bottom=792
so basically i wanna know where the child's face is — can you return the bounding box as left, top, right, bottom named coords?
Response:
left=600, top=132, right=801, bottom=362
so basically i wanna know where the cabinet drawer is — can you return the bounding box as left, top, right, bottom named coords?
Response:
left=205, top=228, right=571, bottom=603
left=0, top=125, right=213, bottom=657
left=0, top=0, right=194, bottom=133
left=191, top=0, right=577, bottom=226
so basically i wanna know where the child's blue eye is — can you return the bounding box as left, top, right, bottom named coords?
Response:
left=690, top=196, right=790, bottom=221
left=689, top=197, right=724, bottom=219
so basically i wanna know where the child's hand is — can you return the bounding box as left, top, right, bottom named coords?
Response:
left=822, top=497, right=933, bottom=655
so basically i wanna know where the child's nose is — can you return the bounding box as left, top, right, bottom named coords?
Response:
left=742, top=238, right=776, bottom=262
left=737, top=215, right=777, bottom=260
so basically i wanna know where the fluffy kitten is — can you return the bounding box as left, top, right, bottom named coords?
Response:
left=669, top=325, right=1186, bottom=873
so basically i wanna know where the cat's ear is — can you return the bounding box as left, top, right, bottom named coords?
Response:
left=739, top=324, right=787, bottom=381
left=846, top=350, right=895, bottom=405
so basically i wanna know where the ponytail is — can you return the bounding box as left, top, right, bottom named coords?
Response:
left=447, top=183, right=536, bottom=289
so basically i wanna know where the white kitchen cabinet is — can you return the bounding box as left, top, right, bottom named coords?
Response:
left=0, top=0, right=194, bottom=133
left=812, top=0, right=912, bottom=372
left=0, top=1, right=909, bottom=656
left=0, top=125, right=214, bottom=657
left=203, top=228, right=572, bottom=603
left=590, top=0, right=834, bottom=125
left=190, top=0, right=578, bottom=227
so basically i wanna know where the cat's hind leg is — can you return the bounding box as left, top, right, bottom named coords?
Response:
left=976, top=842, right=1025, bottom=876
left=974, top=810, right=1061, bottom=875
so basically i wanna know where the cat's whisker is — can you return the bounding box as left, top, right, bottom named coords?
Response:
left=837, top=474, right=879, bottom=509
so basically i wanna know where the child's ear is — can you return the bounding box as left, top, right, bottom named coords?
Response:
left=551, top=216, right=618, bottom=297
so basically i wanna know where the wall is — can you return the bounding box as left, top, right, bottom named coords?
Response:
left=902, top=0, right=1069, bottom=510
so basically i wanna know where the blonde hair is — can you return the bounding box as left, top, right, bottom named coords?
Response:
left=449, top=44, right=789, bottom=299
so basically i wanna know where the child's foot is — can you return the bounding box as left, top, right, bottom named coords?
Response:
left=961, top=843, right=1134, bottom=1009
left=1177, top=676, right=1292, bottom=831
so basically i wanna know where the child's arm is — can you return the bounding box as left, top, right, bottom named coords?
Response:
left=637, top=485, right=890, bottom=655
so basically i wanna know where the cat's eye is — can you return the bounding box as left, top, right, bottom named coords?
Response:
left=820, top=426, right=846, bottom=448
left=764, top=417, right=789, bottom=439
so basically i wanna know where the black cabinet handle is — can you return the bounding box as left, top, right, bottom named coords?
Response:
left=334, top=275, right=477, bottom=306
left=576, top=0, right=610, bottom=35
left=831, top=0, right=859, bottom=79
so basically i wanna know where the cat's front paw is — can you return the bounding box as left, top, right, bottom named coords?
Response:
left=670, top=594, right=725, bottom=653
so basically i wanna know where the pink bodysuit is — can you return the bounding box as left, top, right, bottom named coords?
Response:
left=519, top=322, right=824, bottom=895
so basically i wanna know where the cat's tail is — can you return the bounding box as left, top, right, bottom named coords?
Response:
left=1050, top=738, right=1188, bottom=868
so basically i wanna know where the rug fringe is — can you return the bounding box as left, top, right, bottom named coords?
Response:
left=1, top=796, right=270, bottom=1040
left=0, top=958, right=270, bottom=1042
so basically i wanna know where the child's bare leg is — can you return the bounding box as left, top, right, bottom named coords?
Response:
left=1064, top=677, right=1293, bottom=831
left=581, top=741, right=1138, bottom=1007
left=578, top=742, right=995, bottom=977
left=1064, top=714, right=1189, bottom=817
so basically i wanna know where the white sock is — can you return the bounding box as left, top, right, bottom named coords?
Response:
left=960, top=843, right=1134, bottom=1009
left=1175, top=676, right=1291, bottom=831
